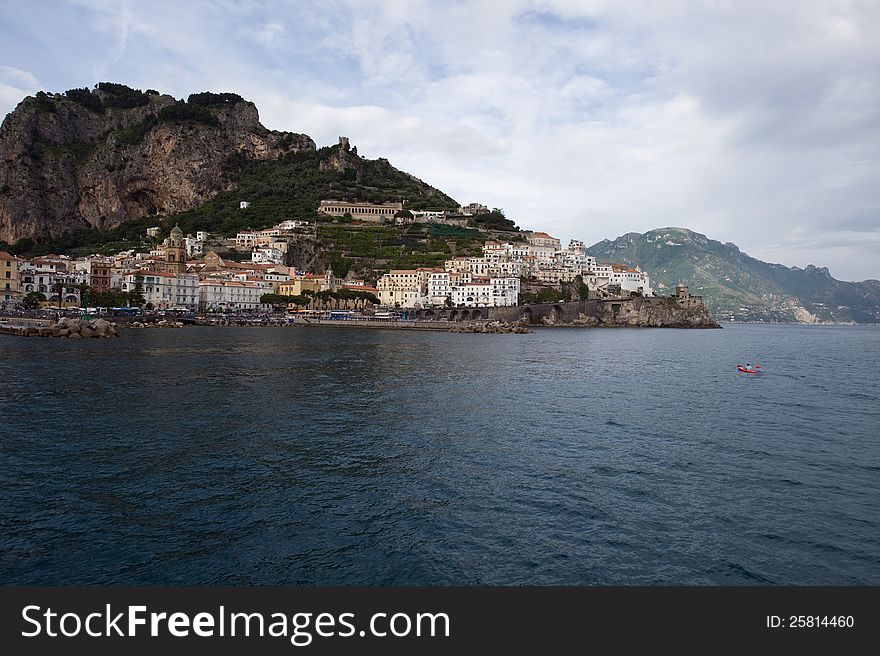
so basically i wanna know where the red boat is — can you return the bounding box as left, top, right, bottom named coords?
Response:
left=737, top=364, right=762, bottom=374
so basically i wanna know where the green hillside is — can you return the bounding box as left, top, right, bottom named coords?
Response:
left=0, top=141, right=463, bottom=257
left=169, top=144, right=461, bottom=237
left=588, top=228, right=880, bottom=323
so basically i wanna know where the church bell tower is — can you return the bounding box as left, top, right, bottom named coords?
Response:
left=164, top=225, right=186, bottom=275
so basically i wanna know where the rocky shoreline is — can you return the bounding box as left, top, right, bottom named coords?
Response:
left=448, top=321, right=530, bottom=334
left=29, top=317, right=119, bottom=338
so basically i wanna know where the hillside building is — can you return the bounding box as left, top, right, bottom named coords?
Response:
left=317, top=200, right=404, bottom=223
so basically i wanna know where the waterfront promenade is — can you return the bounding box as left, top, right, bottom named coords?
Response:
left=0, top=316, right=52, bottom=336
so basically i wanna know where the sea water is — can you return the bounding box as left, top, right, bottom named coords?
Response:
left=1, top=324, right=878, bottom=584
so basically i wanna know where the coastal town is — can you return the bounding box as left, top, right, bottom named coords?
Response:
left=1, top=199, right=656, bottom=319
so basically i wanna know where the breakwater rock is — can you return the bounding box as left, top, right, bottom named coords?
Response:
left=448, top=321, right=529, bottom=334
left=34, top=316, right=119, bottom=338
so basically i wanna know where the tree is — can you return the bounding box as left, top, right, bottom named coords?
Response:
left=575, top=275, right=589, bottom=300
left=52, top=280, right=65, bottom=306
left=128, top=273, right=145, bottom=307
left=77, top=282, right=90, bottom=309
left=329, top=252, right=352, bottom=278
left=91, top=290, right=128, bottom=307
left=22, top=291, right=44, bottom=310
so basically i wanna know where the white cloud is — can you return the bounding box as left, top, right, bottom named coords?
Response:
left=0, top=68, right=39, bottom=118
left=1, top=0, right=879, bottom=279
left=1, top=66, right=39, bottom=89
left=256, top=22, right=284, bottom=46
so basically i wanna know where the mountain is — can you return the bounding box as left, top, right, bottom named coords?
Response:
left=0, top=83, right=457, bottom=247
left=588, top=228, right=880, bottom=323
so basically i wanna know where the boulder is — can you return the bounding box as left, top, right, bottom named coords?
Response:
left=54, top=327, right=69, bottom=337
left=68, top=332, right=82, bottom=339
left=38, top=327, right=53, bottom=337
left=92, top=319, right=113, bottom=337
left=80, top=326, right=94, bottom=338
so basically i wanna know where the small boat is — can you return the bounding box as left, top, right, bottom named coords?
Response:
left=737, top=364, right=762, bottom=374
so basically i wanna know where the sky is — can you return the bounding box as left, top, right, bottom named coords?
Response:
left=1, top=0, right=878, bottom=281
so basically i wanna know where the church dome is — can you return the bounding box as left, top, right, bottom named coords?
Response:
left=170, top=225, right=183, bottom=236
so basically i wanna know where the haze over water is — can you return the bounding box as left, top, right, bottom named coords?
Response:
left=1, top=324, right=878, bottom=585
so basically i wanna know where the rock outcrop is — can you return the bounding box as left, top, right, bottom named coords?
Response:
left=561, top=297, right=720, bottom=328
left=38, top=316, right=120, bottom=338
left=485, top=296, right=721, bottom=328
left=0, top=86, right=314, bottom=243
left=449, top=321, right=529, bottom=334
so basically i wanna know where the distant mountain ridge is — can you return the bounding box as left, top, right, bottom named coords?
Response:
left=588, top=228, right=880, bottom=323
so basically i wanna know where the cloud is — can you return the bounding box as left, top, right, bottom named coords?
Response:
left=0, top=67, right=39, bottom=119
left=1, top=0, right=878, bottom=280
left=1, top=66, right=39, bottom=89
left=255, top=22, right=284, bottom=47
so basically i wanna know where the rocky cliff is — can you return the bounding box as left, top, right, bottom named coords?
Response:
left=0, top=84, right=314, bottom=244
left=480, top=296, right=721, bottom=328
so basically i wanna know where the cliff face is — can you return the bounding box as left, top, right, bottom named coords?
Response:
left=484, top=297, right=721, bottom=328
left=571, top=297, right=721, bottom=328
left=0, top=87, right=314, bottom=243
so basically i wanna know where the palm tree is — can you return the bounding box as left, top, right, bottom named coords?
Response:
left=76, top=281, right=90, bottom=318
left=52, top=279, right=64, bottom=307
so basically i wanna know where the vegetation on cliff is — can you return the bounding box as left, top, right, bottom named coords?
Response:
left=1, top=83, right=465, bottom=257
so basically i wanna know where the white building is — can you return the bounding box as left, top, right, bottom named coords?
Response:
left=120, top=272, right=199, bottom=310
left=526, top=231, right=561, bottom=250
left=257, top=270, right=291, bottom=292
left=235, top=231, right=257, bottom=250
left=198, top=278, right=266, bottom=312
left=556, top=240, right=596, bottom=273
left=450, top=277, right=520, bottom=307
left=236, top=229, right=290, bottom=251
left=251, top=246, right=285, bottom=264
left=240, top=201, right=251, bottom=209
left=533, top=266, right=580, bottom=284
left=18, top=263, right=80, bottom=305
left=376, top=269, right=432, bottom=307
left=317, top=200, right=403, bottom=223
left=276, top=220, right=309, bottom=231
left=483, top=242, right=530, bottom=260
left=592, top=264, right=653, bottom=296
left=184, top=237, right=204, bottom=259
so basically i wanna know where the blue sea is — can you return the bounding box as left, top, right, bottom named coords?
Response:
left=1, top=323, right=878, bottom=585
